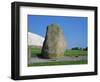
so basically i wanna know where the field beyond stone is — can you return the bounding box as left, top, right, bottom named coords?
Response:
left=31, top=48, right=87, bottom=57
left=29, top=48, right=87, bottom=66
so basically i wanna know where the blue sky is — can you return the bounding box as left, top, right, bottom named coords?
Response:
left=28, top=15, right=88, bottom=49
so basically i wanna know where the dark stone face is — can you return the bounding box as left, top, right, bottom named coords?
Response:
left=41, top=24, right=66, bottom=59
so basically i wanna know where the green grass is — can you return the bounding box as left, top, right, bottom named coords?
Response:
left=30, top=48, right=87, bottom=57
left=64, top=50, right=87, bottom=56
left=28, top=60, right=87, bottom=66
left=29, top=48, right=87, bottom=66
left=31, top=48, right=41, bottom=57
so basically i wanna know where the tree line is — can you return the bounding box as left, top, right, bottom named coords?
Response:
left=71, top=47, right=88, bottom=51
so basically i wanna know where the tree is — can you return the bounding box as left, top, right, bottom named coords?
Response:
left=83, top=47, right=88, bottom=51
left=71, top=47, right=79, bottom=50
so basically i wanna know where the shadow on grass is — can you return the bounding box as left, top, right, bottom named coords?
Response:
left=36, top=53, right=50, bottom=59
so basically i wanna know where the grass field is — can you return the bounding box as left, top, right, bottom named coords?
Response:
left=65, top=49, right=87, bottom=56
left=31, top=48, right=87, bottom=57
left=28, top=60, right=87, bottom=66
left=29, top=48, right=87, bottom=66
left=31, top=48, right=41, bottom=57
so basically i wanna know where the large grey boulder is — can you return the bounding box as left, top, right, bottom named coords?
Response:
left=41, top=24, right=66, bottom=59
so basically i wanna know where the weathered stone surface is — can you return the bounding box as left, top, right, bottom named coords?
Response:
left=41, top=24, right=66, bottom=59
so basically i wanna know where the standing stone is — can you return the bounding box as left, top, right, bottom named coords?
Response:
left=41, top=24, right=66, bottom=59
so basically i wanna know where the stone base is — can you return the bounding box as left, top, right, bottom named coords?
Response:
left=48, top=54, right=64, bottom=59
